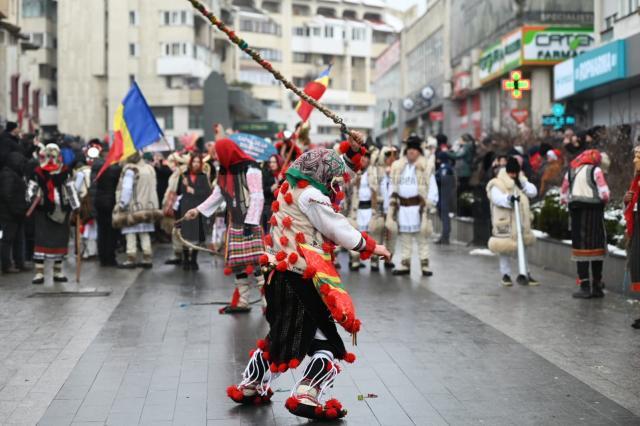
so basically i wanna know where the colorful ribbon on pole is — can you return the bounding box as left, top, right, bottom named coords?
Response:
left=184, top=0, right=364, bottom=146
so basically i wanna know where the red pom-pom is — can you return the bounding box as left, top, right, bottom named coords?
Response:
left=314, top=406, right=324, bottom=416
left=245, top=265, right=254, bottom=275
left=322, top=242, right=335, bottom=253
left=249, top=349, right=256, bottom=357
left=342, top=172, right=351, bottom=184
left=332, top=203, right=341, bottom=213
left=351, top=154, right=362, bottom=169
left=259, top=254, right=269, bottom=265
left=227, top=385, right=243, bottom=402
left=269, top=216, right=277, bottom=226
left=276, top=261, right=288, bottom=272
left=282, top=216, right=293, bottom=229
left=271, top=201, right=280, bottom=213
left=280, top=236, right=289, bottom=246
left=270, top=363, right=278, bottom=373
left=275, top=251, right=286, bottom=261
left=223, top=267, right=233, bottom=276
left=256, top=339, right=267, bottom=350
left=339, top=140, right=351, bottom=154
left=273, top=187, right=280, bottom=198
left=336, top=191, right=345, bottom=201
left=295, top=232, right=306, bottom=244
left=288, top=359, right=300, bottom=369
left=325, top=399, right=343, bottom=411
left=284, top=192, right=293, bottom=205
left=262, top=351, right=270, bottom=361
left=263, top=234, right=273, bottom=247
left=285, top=396, right=299, bottom=411
left=288, top=252, right=299, bottom=264
left=325, top=361, right=334, bottom=372
left=302, top=266, right=316, bottom=279
left=278, top=363, right=288, bottom=373
left=297, top=180, right=309, bottom=188
left=281, top=181, right=289, bottom=192
left=343, top=352, right=356, bottom=363
left=325, top=408, right=338, bottom=419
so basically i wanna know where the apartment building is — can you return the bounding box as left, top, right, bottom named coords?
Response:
left=553, top=0, right=640, bottom=129
left=232, top=0, right=401, bottom=144
left=57, top=0, right=231, bottom=140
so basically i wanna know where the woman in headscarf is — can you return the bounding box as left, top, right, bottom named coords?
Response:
left=262, top=154, right=284, bottom=233
left=184, top=139, right=265, bottom=313
left=560, top=149, right=610, bottom=299
left=624, top=146, right=640, bottom=329
left=222, top=133, right=390, bottom=421
left=176, top=154, right=211, bottom=270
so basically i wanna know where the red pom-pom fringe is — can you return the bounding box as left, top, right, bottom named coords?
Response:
left=297, top=180, right=309, bottom=188
left=263, top=234, right=273, bottom=247
left=295, top=232, right=306, bottom=244
left=280, top=236, right=289, bottom=246
left=288, top=358, right=300, bottom=369
left=336, top=191, right=345, bottom=201
left=245, top=265, right=254, bottom=275
left=270, top=363, right=278, bottom=373
left=281, top=181, right=289, bottom=192
left=343, top=352, right=356, bottom=363
left=256, top=339, right=267, bottom=350
left=284, top=192, right=293, bottom=205
left=276, top=261, right=288, bottom=272
left=269, top=216, right=277, bottom=226
left=325, top=398, right=343, bottom=411
left=339, top=140, right=351, bottom=154
left=223, top=267, right=233, bottom=276
left=278, top=363, right=288, bottom=373
left=275, top=251, right=286, bottom=261
left=314, top=405, right=324, bottom=416
left=259, top=254, right=269, bottom=265
left=288, top=252, right=299, bottom=264
left=285, top=396, right=299, bottom=411
left=282, top=216, right=293, bottom=228
left=325, top=408, right=338, bottom=419
left=271, top=201, right=280, bottom=213
left=342, top=172, right=351, bottom=184
left=273, top=187, right=280, bottom=198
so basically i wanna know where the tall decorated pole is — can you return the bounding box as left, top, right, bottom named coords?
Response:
left=184, top=0, right=364, bottom=146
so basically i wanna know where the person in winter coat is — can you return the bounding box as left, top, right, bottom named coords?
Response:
left=93, top=158, right=121, bottom=267
left=176, top=154, right=211, bottom=270
left=0, top=152, right=28, bottom=273
left=0, top=122, right=23, bottom=169
left=486, top=157, right=538, bottom=286
left=445, top=133, right=475, bottom=194
left=560, top=149, right=610, bottom=299
left=435, top=140, right=455, bottom=245
left=624, top=146, right=640, bottom=329
left=262, top=154, right=284, bottom=233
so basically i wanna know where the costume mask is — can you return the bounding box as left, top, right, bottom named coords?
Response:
left=39, top=143, right=62, bottom=172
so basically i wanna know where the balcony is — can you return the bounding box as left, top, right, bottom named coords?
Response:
left=39, top=105, right=58, bottom=126
left=156, top=56, right=217, bottom=80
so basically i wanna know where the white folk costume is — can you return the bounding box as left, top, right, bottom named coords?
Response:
left=73, top=145, right=101, bottom=260
left=196, top=139, right=265, bottom=314
left=486, top=160, right=537, bottom=286
left=113, top=154, right=160, bottom=268
left=227, top=145, right=374, bottom=421
left=162, top=152, right=190, bottom=265
left=560, top=149, right=610, bottom=298
left=377, top=146, right=398, bottom=267
left=387, top=139, right=438, bottom=276
left=347, top=159, right=381, bottom=270
left=29, top=144, right=77, bottom=284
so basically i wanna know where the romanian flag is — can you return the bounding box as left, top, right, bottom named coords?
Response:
left=96, top=83, right=163, bottom=179
left=295, top=66, right=331, bottom=122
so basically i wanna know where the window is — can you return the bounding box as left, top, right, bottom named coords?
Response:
left=129, top=43, right=139, bottom=57
left=322, top=55, right=334, bottom=65
left=30, top=33, right=44, bottom=47
left=10, top=75, right=19, bottom=112
left=239, top=68, right=279, bottom=86
left=129, top=11, right=138, bottom=26
left=240, top=18, right=281, bottom=35
left=293, top=52, right=312, bottom=63
left=317, top=7, right=336, bottom=18
left=22, top=0, right=45, bottom=18
left=152, top=107, right=174, bottom=130
left=343, top=10, right=357, bottom=20
left=189, top=107, right=203, bottom=129
left=160, top=10, right=192, bottom=26
left=161, top=42, right=192, bottom=57
left=618, top=0, right=640, bottom=17
left=312, top=27, right=321, bottom=37
left=292, top=26, right=307, bottom=37
left=352, top=28, right=365, bottom=41
left=129, top=74, right=136, bottom=86
left=324, top=26, right=334, bottom=38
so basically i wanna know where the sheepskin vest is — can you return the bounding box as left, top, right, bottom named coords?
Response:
left=390, top=155, right=433, bottom=203
left=486, top=169, right=535, bottom=255
left=116, top=161, right=159, bottom=211
left=569, top=165, right=600, bottom=205
left=348, top=167, right=379, bottom=219
left=265, top=183, right=329, bottom=275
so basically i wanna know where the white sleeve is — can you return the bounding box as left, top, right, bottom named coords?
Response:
left=120, top=170, right=135, bottom=207
left=521, top=179, right=538, bottom=199
left=490, top=186, right=512, bottom=209
left=244, top=167, right=264, bottom=226
left=298, top=188, right=364, bottom=250
left=197, top=185, right=223, bottom=218
left=428, top=174, right=439, bottom=205
left=74, top=171, right=85, bottom=192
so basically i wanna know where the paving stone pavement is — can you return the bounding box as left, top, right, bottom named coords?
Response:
left=26, top=244, right=640, bottom=426
left=0, top=261, right=141, bottom=426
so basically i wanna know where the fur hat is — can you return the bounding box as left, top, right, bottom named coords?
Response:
left=404, top=135, right=423, bottom=155
left=506, top=157, right=521, bottom=174
left=5, top=121, right=18, bottom=132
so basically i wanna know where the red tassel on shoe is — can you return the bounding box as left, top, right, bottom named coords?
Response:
left=343, top=352, right=356, bottom=363
left=223, top=267, right=233, bottom=276
left=314, top=406, right=324, bottom=416
left=325, top=408, right=338, bottom=419
left=285, top=396, right=300, bottom=411
left=230, top=288, right=240, bottom=307
left=245, top=265, right=254, bottom=275
left=325, top=398, right=343, bottom=411
left=288, top=358, right=300, bottom=369
left=256, top=339, right=267, bottom=350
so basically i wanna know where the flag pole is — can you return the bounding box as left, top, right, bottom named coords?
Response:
left=184, top=0, right=364, bottom=146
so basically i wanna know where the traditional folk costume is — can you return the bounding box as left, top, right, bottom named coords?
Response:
left=625, top=148, right=640, bottom=329
left=29, top=144, right=76, bottom=284
left=196, top=139, right=265, bottom=314
left=162, top=152, right=190, bottom=265
left=486, top=159, right=538, bottom=286
left=561, top=149, right=610, bottom=299
left=114, top=155, right=160, bottom=269
left=73, top=145, right=101, bottom=260
left=387, top=138, right=438, bottom=276
left=377, top=146, right=398, bottom=267
left=176, top=156, right=212, bottom=270
left=226, top=144, right=372, bottom=420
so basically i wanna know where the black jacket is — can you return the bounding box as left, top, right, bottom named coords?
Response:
left=0, top=132, right=23, bottom=169
left=92, top=162, right=122, bottom=213
left=0, top=152, right=28, bottom=222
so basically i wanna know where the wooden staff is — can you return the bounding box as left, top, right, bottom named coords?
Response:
left=75, top=213, right=82, bottom=283
left=184, top=0, right=364, bottom=146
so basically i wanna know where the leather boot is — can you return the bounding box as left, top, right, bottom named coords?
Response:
left=591, top=278, right=604, bottom=298
left=572, top=279, right=592, bottom=299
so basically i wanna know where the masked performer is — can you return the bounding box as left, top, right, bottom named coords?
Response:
left=224, top=133, right=390, bottom=420
left=185, top=139, right=265, bottom=313
left=625, top=147, right=640, bottom=329
left=387, top=136, right=439, bottom=276
left=114, top=153, right=160, bottom=269
left=561, top=149, right=610, bottom=299
left=29, top=143, right=76, bottom=284
left=73, top=143, right=102, bottom=259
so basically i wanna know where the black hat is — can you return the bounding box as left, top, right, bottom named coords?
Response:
left=506, top=157, right=521, bottom=174
left=5, top=121, right=18, bottom=132
left=405, top=135, right=423, bottom=155
left=435, top=133, right=448, bottom=147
